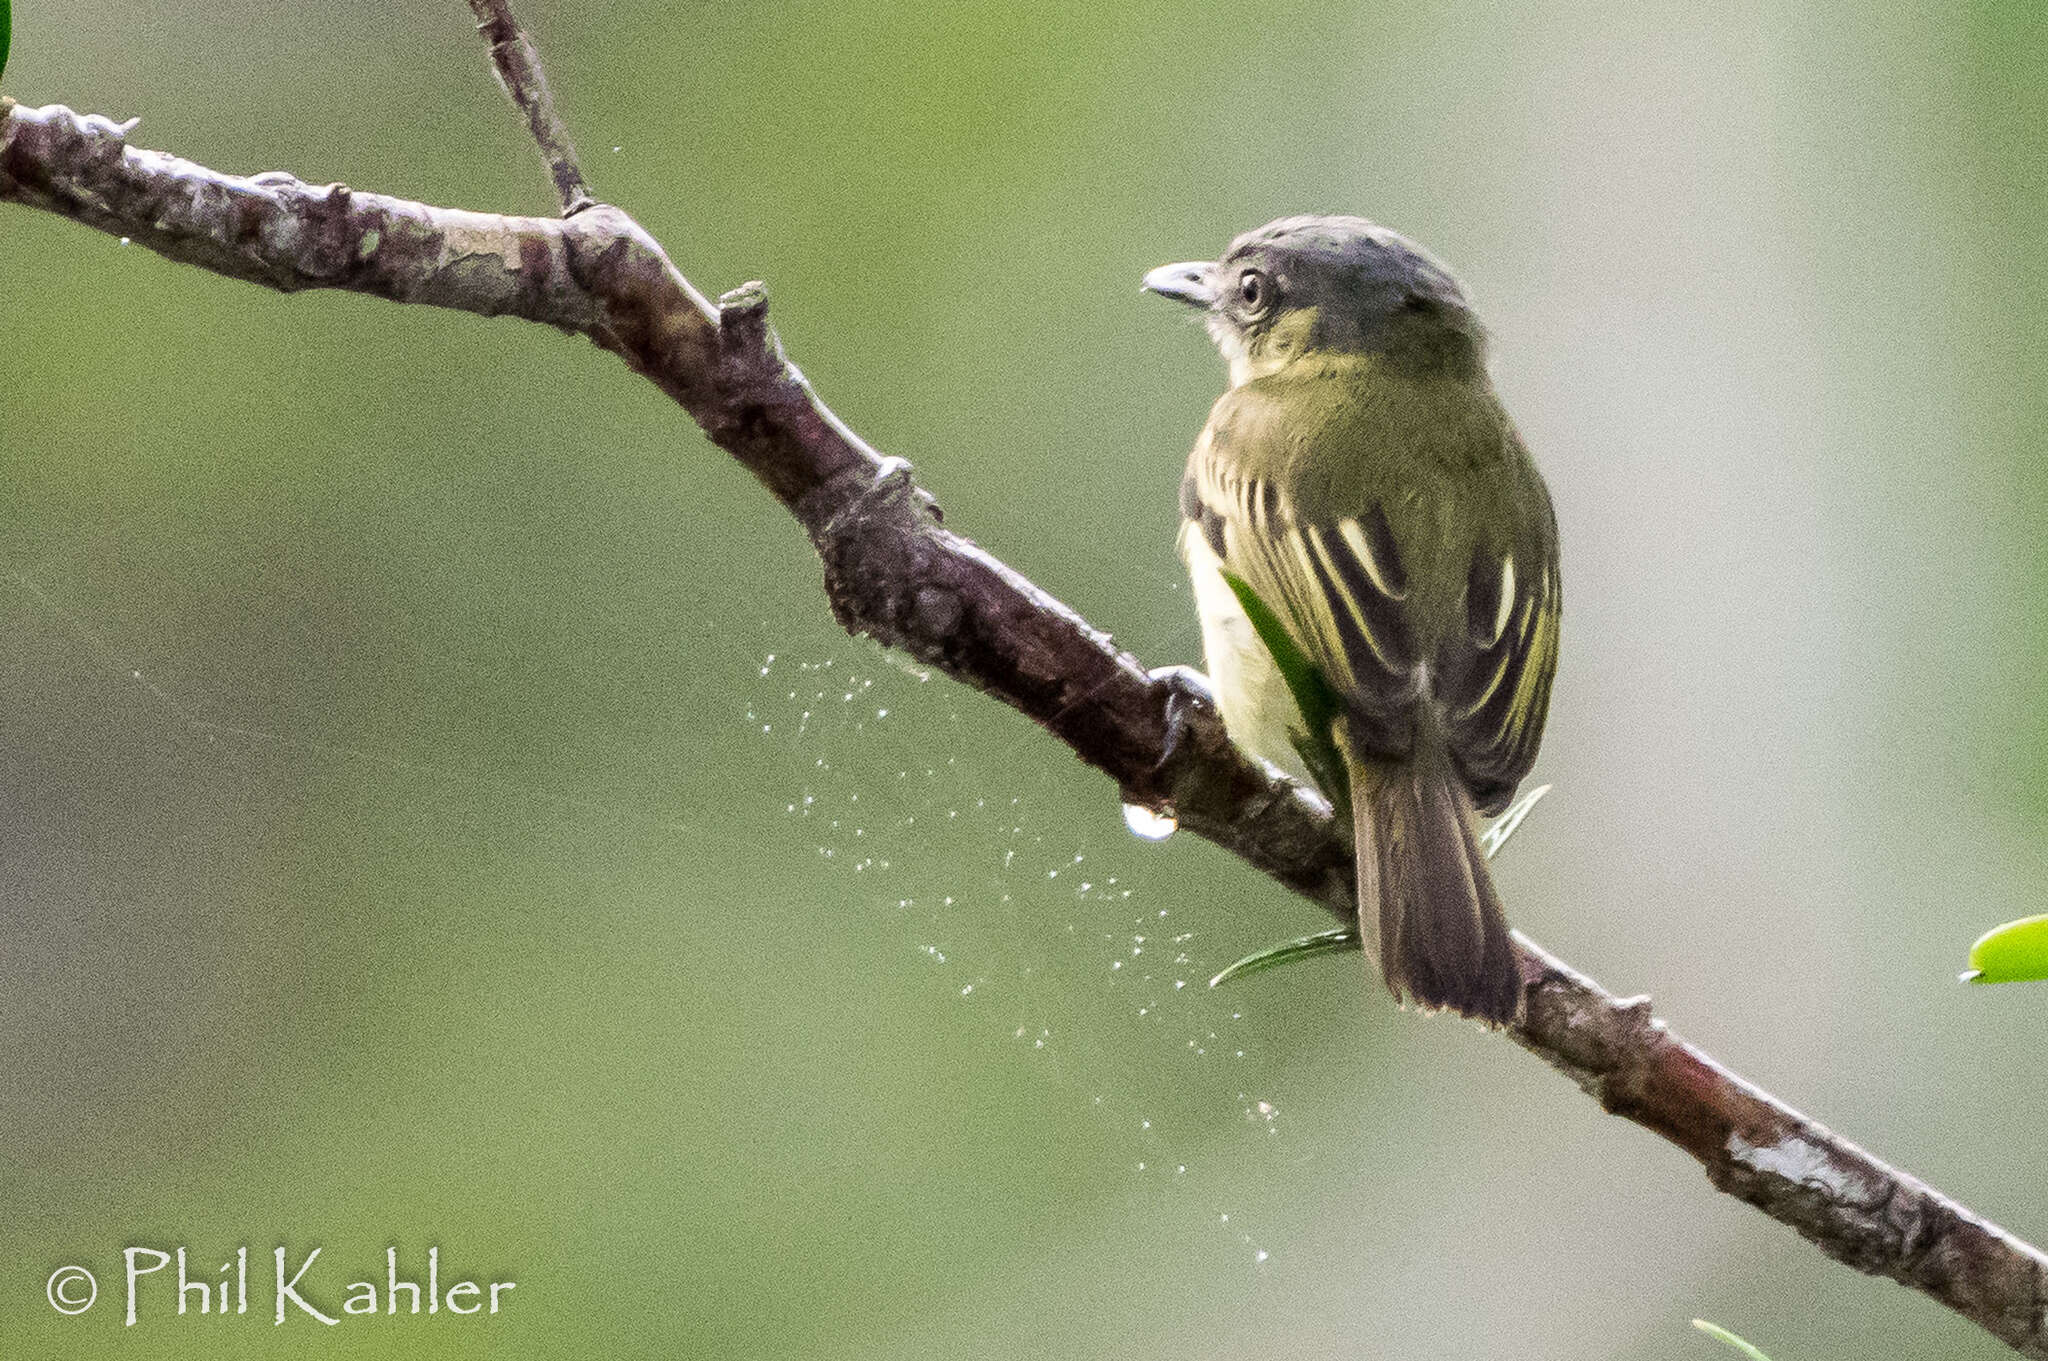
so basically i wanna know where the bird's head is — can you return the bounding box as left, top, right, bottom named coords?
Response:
left=1143, top=214, right=1483, bottom=386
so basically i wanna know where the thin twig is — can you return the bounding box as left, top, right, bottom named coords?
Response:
left=4, top=94, right=2045, bottom=1358
left=467, top=0, right=590, bottom=214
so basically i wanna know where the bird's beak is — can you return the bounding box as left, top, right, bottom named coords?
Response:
left=1142, top=260, right=1219, bottom=308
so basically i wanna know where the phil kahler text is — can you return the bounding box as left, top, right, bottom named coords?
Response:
left=117, top=1245, right=514, bottom=1325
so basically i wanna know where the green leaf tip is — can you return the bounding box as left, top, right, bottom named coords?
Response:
left=1691, top=1319, right=1775, bottom=1360
left=1208, top=928, right=1358, bottom=988
left=1964, top=913, right=2048, bottom=985
left=1479, top=783, right=1550, bottom=860
left=1, top=0, right=13, bottom=90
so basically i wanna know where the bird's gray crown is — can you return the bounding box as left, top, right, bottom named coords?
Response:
left=1224, top=214, right=1471, bottom=314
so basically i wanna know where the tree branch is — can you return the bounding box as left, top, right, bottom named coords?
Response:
left=466, top=0, right=590, bottom=215
left=4, top=86, right=2044, bottom=1357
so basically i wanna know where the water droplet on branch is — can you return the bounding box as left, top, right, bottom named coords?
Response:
left=1122, top=802, right=1177, bottom=841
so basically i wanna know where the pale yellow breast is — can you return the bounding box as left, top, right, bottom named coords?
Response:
left=1179, top=521, right=1312, bottom=786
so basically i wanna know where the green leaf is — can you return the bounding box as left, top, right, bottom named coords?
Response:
left=1, top=0, right=12, bottom=89
left=1208, top=791, right=1555, bottom=987
left=1478, top=782, right=1551, bottom=860
left=1218, top=568, right=1349, bottom=815
left=1207, top=928, right=1358, bottom=988
left=1692, top=1319, right=1775, bottom=1360
left=1962, top=913, right=2048, bottom=984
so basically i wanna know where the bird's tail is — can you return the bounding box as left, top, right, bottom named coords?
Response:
left=1350, top=750, right=1523, bottom=1025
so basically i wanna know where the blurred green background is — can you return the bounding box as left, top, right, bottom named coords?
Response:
left=3, top=2, right=2045, bottom=1357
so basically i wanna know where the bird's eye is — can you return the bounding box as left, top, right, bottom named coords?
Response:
left=1238, top=269, right=1267, bottom=309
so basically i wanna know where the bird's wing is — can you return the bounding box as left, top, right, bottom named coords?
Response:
left=1433, top=535, right=1559, bottom=814
left=1182, top=391, right=1557, bottom=816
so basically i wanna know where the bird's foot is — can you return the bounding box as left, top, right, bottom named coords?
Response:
left=1145, top=664, right=1217, bottom=782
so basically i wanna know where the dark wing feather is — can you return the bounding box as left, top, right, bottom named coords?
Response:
left=1437, top=546, right=1559, bottom=815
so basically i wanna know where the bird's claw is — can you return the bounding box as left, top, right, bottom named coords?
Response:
left=1146, top=664, right=1217, bottom=781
